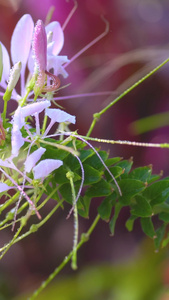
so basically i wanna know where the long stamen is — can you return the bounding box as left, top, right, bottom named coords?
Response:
left=0, top=167, right=41, bottom=220
left=62, top=0, right=78, bottom=31
left=64, top=16, right=109, bottom=68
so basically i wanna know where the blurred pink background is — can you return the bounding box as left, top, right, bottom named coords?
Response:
left=0, top=0, right=169, bottom=298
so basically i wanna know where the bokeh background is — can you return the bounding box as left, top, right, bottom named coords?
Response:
left=0, top=0, right=169, bottom=299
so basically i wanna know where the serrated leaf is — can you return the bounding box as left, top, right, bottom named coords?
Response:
left=118, top=179, right=145, bottom=205
left=128, top=166, right=152, bottom=182
left=140, top=217, right=155, bottom=238
left=131, top=195, right=152, bottom=217
left=142, top=180, right=169, bottom=206
left=85, top=179, right=112, bottom=197
left=83, top=164, right=101, bottom=185
left=109, top=202, right=122, bottom=235
left=98, top=193, right=116, bottom=221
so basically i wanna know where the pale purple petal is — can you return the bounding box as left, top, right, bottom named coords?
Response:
left=28, top=49, right=35, bottom=74
left=46, top=108, right=76, bottom=124
left=45, top=21, right=64, bottom=55
left=0, top=159, right=16, bottom=169
left=0, top=42, right=10, bottom=83
left=24, top=147, right=46, bottom=173
left=21, top=100, right=50, bottom=117
left=12, top=106, right=25, bottom=129
left=33, top=159, right=63, bottom=179
left=47, top=55, right=69, bottom=78
left=0, top=183, right=10, bottom=192
left=11, top=129, right=24, bottom=157
left=32, top=20, right=47, bottom=71
left=11, top=14, right=34, bottom=66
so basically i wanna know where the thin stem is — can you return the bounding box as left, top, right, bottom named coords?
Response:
left=29, top=214, right=100, bottom=300
left=86, top=58, right=169, bottom=137
left=79, top=135, right=169, bottom=149
left=66, top=171, right=78, bottom=270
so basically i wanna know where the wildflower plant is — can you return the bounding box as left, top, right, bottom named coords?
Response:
left=1, top=3, right=169, bottom=299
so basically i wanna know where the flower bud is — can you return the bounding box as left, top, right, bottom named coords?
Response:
left=3, top=61, right=21, bottom=101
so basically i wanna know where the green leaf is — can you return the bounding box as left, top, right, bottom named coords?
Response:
left=54, top=166, right=81, bottom=184
left=98, top=193, right=116, bottom=221
left=154, top=224, right=166, bottom=251
left=140, top=217, right=155, bottom=239
left=159, top=212, right=169, bottom=222
left=84, top=150, right=108, bottom=170
left=105, top=166, right=123, bottom=182
left=128, top=166, right=152, bottom=182
left=125, top=216, right=137, bottom=232
left=118, top=179, right=145, bottom=205
left=162, top=232, right=169, bottom=248
left=142, top=180, right=169, bottom=206
left=115, top=158, right=133, bottom=175
left=59, top=183, right=80, bottom=204
left=79, top=149, right=94, bottom=162
left=85, top=179, right=112, bottom=197
left=77, top=196, right=91, bottom=218
left=131, top=195, right=152, bottom=217
left=109, top=202, right=122, bottom=235
left=105, top=157, right=122, bottom=167
left=83, top=164, right=101, bottom=185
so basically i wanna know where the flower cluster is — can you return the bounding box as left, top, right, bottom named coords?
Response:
left=0, top=14, right=76, bottom=218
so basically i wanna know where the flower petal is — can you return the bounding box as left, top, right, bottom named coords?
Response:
left=45, top=21, right=64, bottom=55
left=11, top=129, right=24, bottom=157
left=24, top=147, right=46, bottom=173
left=0, top=42, right=10, bottom=84
left=11, top=14, right=34, bottom=67
left=0, top=183, right=10, bottom=192
left=47, top=55, right=69, bottom=77
left=21, top=100, right=50, bottom=117
left=33, top=159, right=63, bottom=179
left=46, top=108, right=76, bottom=124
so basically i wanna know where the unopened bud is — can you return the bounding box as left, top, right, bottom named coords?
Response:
left=3, top=62, right=22, bottom=102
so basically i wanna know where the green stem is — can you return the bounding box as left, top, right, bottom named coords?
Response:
left=79, top=135, right=169, bottom=149
left=29, top=214, right=100, bottom=300
left=67, top=171, right=78, bottom=270
left=86, top=58, right=169, bottom=137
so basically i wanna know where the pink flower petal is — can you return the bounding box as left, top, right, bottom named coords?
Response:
left=24, top=147, right=46, bottom=173
left=45, top=21, right=64, bottom=55
left=11, top=14, right=34, bottom=67
left=33, top=159, right=63, bottom=179
left=46, top=108, right=76, bottom=124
